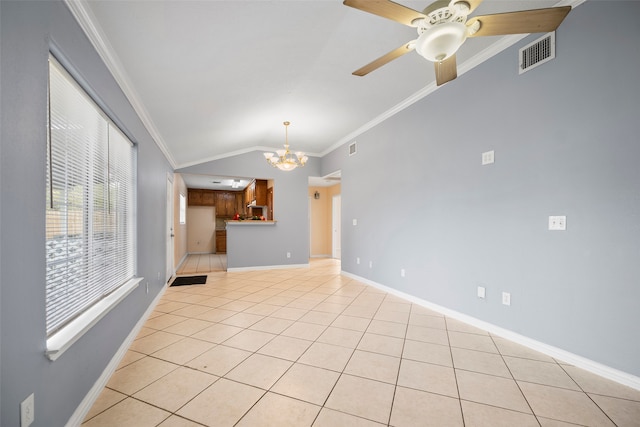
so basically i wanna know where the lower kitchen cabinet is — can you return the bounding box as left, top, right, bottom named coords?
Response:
left=215, top=230, right=227, bottom=253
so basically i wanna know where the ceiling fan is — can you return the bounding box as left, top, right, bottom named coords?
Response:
left=344, top=0, right=571, bottom=86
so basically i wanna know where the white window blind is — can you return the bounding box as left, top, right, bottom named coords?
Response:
left=46, top=57, right=136, bottom=337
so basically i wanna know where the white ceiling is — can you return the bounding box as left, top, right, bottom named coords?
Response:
left=72, top=0, right=573, bottom=170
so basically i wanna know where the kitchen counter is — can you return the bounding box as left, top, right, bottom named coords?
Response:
left=225, top=220, right=277, bottom=226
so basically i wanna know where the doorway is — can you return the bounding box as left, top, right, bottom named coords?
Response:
left=166, top=173, right=174, bottom=282
left=332, top=194, right=341, bottom=259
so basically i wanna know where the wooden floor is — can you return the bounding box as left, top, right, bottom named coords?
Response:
left=176, top=253, right=227, bottom=274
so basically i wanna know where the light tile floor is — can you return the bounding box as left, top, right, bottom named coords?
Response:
left=83, top=257, right=640, bottom=426
left=176, top=254, right=227, bottom=274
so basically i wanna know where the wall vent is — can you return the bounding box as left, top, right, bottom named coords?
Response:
left=349, top=142, right=357, bottom=156
left=519, top=32, right=555, bottom=74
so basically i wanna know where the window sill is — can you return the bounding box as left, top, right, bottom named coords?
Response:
left=46, top=277, right=142, bottom=361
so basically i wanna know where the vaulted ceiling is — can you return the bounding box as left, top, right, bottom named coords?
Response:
left=70, top=1, right=574, bottom=169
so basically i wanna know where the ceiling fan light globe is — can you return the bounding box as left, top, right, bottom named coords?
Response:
left=415, top=21, right=467, bottom=62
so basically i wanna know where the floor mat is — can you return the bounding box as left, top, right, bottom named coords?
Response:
left=170, top=275, right=207, bottom=286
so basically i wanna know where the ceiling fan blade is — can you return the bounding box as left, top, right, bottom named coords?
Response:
left=353, top=41, right=415, bottom=76
left=343, top=0, right=426, bottom=27
left=434, top=55, right=457, bottom=86
left=467, top=6, right=571, bottom=37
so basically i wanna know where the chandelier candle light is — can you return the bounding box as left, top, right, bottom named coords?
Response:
left=264, top=121, right=308, bottom=171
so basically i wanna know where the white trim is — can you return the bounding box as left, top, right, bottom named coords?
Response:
left=176, top=252, right=189, bottom=272
left=63, top=0, right=177, bottom=169
left=227, top=263, right=309, bottom=273
left=318, top=0, right=587, bottom=158
left=46, top=277, right=142, bottom=361
left=64, top=280, right=166, bottom=426
left=66, top=0, right=585, bottom=167
left=341, top=270, right=640, bottom=392
left=175, top=146, right=321, bottom=170
left=310, top=254, right=332, bottom=258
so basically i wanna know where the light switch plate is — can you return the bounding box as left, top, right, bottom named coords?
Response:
left=502, top=292, right=511, bottom=306
left=477, top=286, right=486, bottom=299
left=21, top=393, right=34, bottom=427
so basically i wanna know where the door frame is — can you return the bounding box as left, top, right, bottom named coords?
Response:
left=332, top=194, right=341, bottom=259
left=166, top=173, right=174, bottom=283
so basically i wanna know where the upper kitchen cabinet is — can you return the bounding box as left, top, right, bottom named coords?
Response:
left=188, top=188, right=212, bottom=206
left=186, top=178, right=270, bottom=217
left=215, top=191, right=236, bottom=217
left=245, top=179, right=267, bottom=206
left=188, top=189, right=203, bottom=205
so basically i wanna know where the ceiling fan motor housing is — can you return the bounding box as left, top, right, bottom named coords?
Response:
left=414, top=2, right=469, bottom=62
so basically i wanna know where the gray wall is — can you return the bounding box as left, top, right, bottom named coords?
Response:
left=177, top=152, right=321, bottom=269
left=323, top=1, right=640, bottom=378
left=1, top=2, right=638, bottom=426
left=0, top=1, right=172, bottom=426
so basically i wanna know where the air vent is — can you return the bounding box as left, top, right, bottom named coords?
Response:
left=519, top=32, right=555, bottom=75
left=349, top=142, right=357, bottom=156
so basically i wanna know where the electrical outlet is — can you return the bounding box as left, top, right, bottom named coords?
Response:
left=548, top=215, right=567, bottom=231
left=502, top=292, right=511, bottom=306
left=286, top=252, right=291, bottom=258
left=352, top=218, right=357, bottom=226
left=369, top=261, right=373, bottom=269
left=482, top=150, right=495, bottom=165
left=400, top=268, right=406, bottom=277
left=477, top=286, right=486, bottom=299
left=21, top=393, right=34, bottom=427
left=356, top=257, right=360, bottom=264
left=146, top=282, right=149, bottom=294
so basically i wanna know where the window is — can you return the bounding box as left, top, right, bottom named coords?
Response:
left=179, top=193, right=186, bottom=225
left=46, top=57, right=137, bottom=346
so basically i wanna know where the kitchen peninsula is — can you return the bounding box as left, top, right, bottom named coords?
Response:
left=225, top=219, right=282, bottom=271
left=187, top=178, right=273, bottom=255
left=226, top=220, right=277, bottom=225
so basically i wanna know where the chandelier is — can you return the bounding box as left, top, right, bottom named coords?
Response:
left=264, top=121, right=308, bottom=171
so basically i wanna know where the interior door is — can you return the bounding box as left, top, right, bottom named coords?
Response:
left=166, top=173, right=174, bottom=282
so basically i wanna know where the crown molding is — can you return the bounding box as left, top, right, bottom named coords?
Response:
left=321, top=0, right=587, bottom=157
left=64, top=0, right=177, bottom=169
left=175, top=146, right=321, bottom=170
left=64, top=0, right=586, bottom=166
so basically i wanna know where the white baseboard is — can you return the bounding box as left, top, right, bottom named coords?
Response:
left=341, top=270, right=640, bottom=392
left=227, top=263, right=309, bottom=272
left=65, top=284, right=167, bottom=426
left=175, top=252, right=189, bottom=272
left=310, top=254, right=332, bottom=258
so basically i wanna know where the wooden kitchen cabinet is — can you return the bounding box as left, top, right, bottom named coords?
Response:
left=255, top=180, right=267, bottom=205
left=244, top=179, right=267, bottom=206
left=244, top=181, right=254, bottom=206
left=202, top=190, right=215, bottom=206
left=188, top=189, right=215, bottom=206
left=214, top=191, right=237, bottom=216
left=188, top=189, right=203, bottom=205
left=214, top=192, right=226, bottom=215
left=215, top=230, right=227, bottom=253
left=235, top=193, right=244, bottom=215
